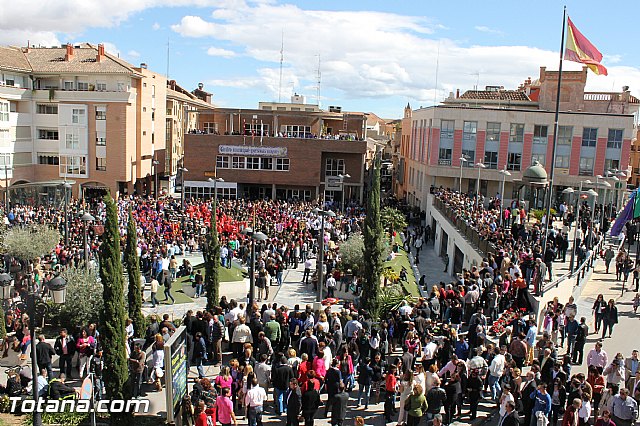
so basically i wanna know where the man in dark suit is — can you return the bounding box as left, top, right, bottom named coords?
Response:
left=539, top=348, right=556, bottom=385
left=551, top=361, right=568, bottom=386
left=499, top=400, right=520, bottom=426
left=285, top=378, right=302, bottom=426
left=331, top=383, right=349, bottom=426
left=521, top=371, right=537, bottom=426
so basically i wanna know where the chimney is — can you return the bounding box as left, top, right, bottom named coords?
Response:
left=140, top=63, right=148, bottom=69
left=96, top=43, right=105, bottom=62
left=456, top=88, right=460, bottom=98
left=65, top=43, right=74, bottom=61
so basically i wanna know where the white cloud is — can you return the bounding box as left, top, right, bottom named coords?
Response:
left=474, top=25, right=503, bottom=35
left=207, top=67, right=299, bottom=101
left=206, top=46, right=236, bottom=57
left=128, top=50, right=141, bottom=58
left=152, top=22, right=161, bottom=30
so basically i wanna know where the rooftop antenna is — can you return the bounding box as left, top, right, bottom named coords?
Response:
left=316, top=54, right=321, bottom=107
left=278, top=29, right=284, bottom=103
left=166, top=38, right=170, bottom=79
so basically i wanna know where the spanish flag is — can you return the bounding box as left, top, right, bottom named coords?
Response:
left=564, top=17, right=608, bottom=75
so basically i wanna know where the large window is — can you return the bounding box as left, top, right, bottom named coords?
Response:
left=38, top=129, right=58, bottom=140
left=65, top=133, right=79, bottom=149
left=247, top=157, right=260, bottom=170
left=533, top=125, right=548, bottom=144
left=605, top=158, right=620, bottom=172
left=232, top=156, right=246, bottom=169
left=59, top=155, right=87, bottom=176
left=531, top=153, right=546, bottom=166
left=95, top=107, right=106, bottom=120
left=557, top=126, right=573, bottom=145
left=96, top=157, right=106, bottom=171
left=463, top=121, right=477, bottom=140
left=216, top=155, right=229, bottom=169
left=555, top=155, right=570, bottom=169
left=438, top=148, right=452, bottom=165
left=72, top=108, right=86, bottom=124
left=607, top=129, right=623, bottom=149
left=76, top=82, right=89, bottom=91
left=96, top=82, right=107, bottom=91
left=440, top=120, right=454, bottom=139
left=37, top=104, right=58, bottom=114
left=276, top=158, right=290, bottom=171
left=203, top=122, right=218, bottom=134
left=486, top=122, right=501, bottom=142
left=281, top=125, right=306, bottom=137
left=582, top=127, right=598, bottom=147
left=484, top=151, right=498, bottom=169
left=461, top=149, right=475, bottom=167
left=509, top=123, right=524, bottom=143
left=260, top=157, right=273, bottom=170
left=325, top=158, right=345, bottom=176
left=507, top=152, right=522, bottom=171
left=37, top=153, right=59, bottom=165
left=579, top=157, right=594, bottom=175
left=0, top=102, right=8, bottom=122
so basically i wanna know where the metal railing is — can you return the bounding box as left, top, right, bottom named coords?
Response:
left=432, top=196, right=498, bottom=257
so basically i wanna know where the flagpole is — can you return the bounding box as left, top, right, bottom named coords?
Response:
left=542, top=5, right=567, bottom=253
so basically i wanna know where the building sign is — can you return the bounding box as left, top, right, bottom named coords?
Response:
left=219, top=145, right=287, bottom=157
left=326, top=176, right=343, bottom=190
left=164, top=326, right=187, bottom=424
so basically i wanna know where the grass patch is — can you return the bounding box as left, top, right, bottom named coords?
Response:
left=164, top=263, right=246, bottom=305
left=383, top=234, right=420, bottom=297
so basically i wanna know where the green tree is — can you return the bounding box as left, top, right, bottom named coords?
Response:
left=362, top=153, right=384, bottom=318
left=3, top=224, right=60, bottom=262
left=203, top=203, right=221, bottom=312
left=48, top=265, right=103, bottom=329
left=338, top=232, right=364, bottom=275
left=125, top=210, right=144, bottom=338
left=381, top=207, right=408, bottom=236
left=98, top=195, right=130, bottom=424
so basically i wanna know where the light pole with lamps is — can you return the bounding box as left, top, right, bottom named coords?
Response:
left=81, top=212, right=95, bottom=271
left=498, top=169, right=511, bottom=226
left=60, top=182, right=72, bottom=247
left=562, top=179, right=592, bottom=272
left=337, top=173, right=351, bottom=213
left=241, top=227, right=268, bottom=316
left=312, top=207, right=336, bottom=302
left=3, top=164, right=10, bottom=212
left=179, top=167, right=188, bottom=209
left=458, top=156, right=468, bottom=193
left=598, top=178, right=612, bottom=231
left=152, top=160, right=160, bottom=198
left=475, top=162, right=486, bottom=208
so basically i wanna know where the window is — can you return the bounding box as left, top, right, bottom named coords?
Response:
left=557, top=126, right=573, bottom=145
left=203, top=122, right=217, bottom=134
left=605, top=159, right=620, bottom=172
left=533, top=125, right=548, bottom=144
left=65, top=133, right=79, bottom=149
left=37, top=153, right=59, bottom=165
left=59, top=155, right=87, bottom=176
left=281, top=125, right=307, bottom=137
left=64, top=81, right=74, bottom=90
left=0, top=103, right=8, bottom=122
left=531, top=153, right=546, bottom=166
left=117, top=82, right=125, bottom=92
left=247, top=157, right=260, bottom=170
left=216, top=155, right=229, bottom=169
left=71, top=109, right=85, bottom=124
left=232, top=156, right=245, bottom=169
left=77, top=82, right=89, bottom=91
left=37, top=104, right=58, bottom=114
left=507, top=152, right=522, bottom=171
left=325, top=158, right=345, bottom=176
left=484, top=151, right=498, bottom=169
left=96, top=82, right=107, bottom=91
left=509, top=123, right=524, bottom=143
left=96, top=137, right=106, bottom=146
left=461, top=149, right=475, bottom=167
left=486, top=122, right=501, bottom=142
left=463, top=121, right=477, bottom=140
left=440, top=120, right=454, bottom=139
left=582, top=128, right=597, bottom=147
left=260, top=157, right=273, bottom=170
left=438, top=148, right=452, bottom=165
left=151, top=111, right=155, bottom=122
left=38, top=129, right=58, bottom=140
left=555, top=155, right=570, bottom=168
left=579, top=157, right=594, bottom=175
left=96, top=157, right=106, bottom=171
left=607, top=129, right=623, bottom=149
left=276, top=158, right=290, bottom=171
left=95, top=107, right=106, bottom=120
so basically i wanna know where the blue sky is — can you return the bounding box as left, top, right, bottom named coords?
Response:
left=2, top=0, right=639, bottom=118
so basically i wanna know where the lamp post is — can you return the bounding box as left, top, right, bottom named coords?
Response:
left=563, top=179, right=592, bottom=273
left=60, top=182, right=72, bottom=247
left=312, top=207, right=336, bottom=302
left=499, top=169, right=511, bottom=226
left=458, top=156, right=468, bottom=193
left=179, top=167, right=188, bottom=210
left=475, top=162, right=486, bottom=208
left=3, top=165, right=10, bottom=212
left=81, top=212, right=95, bottom=271
left=208, top=177, right=224, bottom=220
left=599, top=179, right=612, bottom=231
left=153, top=160, right=160, bottom=198
left=241, top=227, right=268, bottom=316
left=338, top=173, right=351, bottom=213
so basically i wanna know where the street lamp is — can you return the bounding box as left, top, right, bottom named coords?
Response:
left=498, top=169, right=511, bottom=226
left=179, top=167, right=188, bottom=210
left=60, top=182, right=72, bottom=247
left=312, top=207, right=336, bottom=302
left=562, top=179, right=592, bottom=273
left=80, top=212, right=95, bottom=272
left=458, top=156, right=468, bottom=193
left=241, top=227, right=268, bottom=316
left=3, top=164, right=11, bottom=212
left=337, top=173, right=351, bottom=213
left=599, top=179, right=612, bottom=231
left=152, top=160, right=160, bottom=198
left=208, top=177, right=224, bottom=221
left=475, top=162, right=486, bottom=208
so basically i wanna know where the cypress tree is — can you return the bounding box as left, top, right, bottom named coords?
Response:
left=99, top=195, right=130, bottom=424
left=203, top=199, right=221, bottom=312
left=362, top=152, right=384, bottom=318
left=125, top=209, right=144, bottom=338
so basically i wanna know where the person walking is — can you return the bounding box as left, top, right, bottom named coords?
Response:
left=129, top=343, right=146, bottom=398
left=611, top=388, right=638, bottom=426
left=405, top=384, right=428, bottom=426
left=602, top=299, right=618, bottom=339
left=149, top=276, right=159, bottom=308
left=285, top=378, right=302, bottom=426
left=244, top=377, right=267, bottom=426
left=301, top=381, right=321, bottom=426
left=35, top=334, right=55, bottom=380
left=161, top=270, right=175, bottom=304
left=330, top=383, right=349, bottom=426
